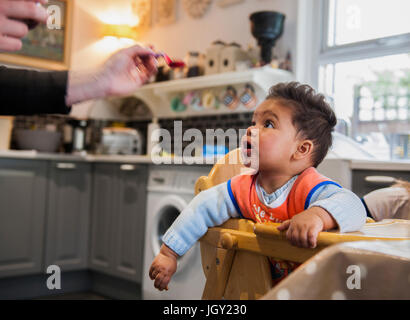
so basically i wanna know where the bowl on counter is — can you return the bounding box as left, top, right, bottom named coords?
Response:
left=14, top=129, right=62, bottom=153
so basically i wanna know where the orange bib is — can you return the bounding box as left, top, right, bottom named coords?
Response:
left=227, top=167, right=341, bottom=222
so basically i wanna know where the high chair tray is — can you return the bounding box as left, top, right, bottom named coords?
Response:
left=262, top=239, right=410, bottom=300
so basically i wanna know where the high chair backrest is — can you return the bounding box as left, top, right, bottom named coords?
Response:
left=195, top=149, right=410, bottom=300
left=195, top=148, right=250, bottom=195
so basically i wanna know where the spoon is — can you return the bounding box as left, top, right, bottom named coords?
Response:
left=154, top=52, right=185, bottom=68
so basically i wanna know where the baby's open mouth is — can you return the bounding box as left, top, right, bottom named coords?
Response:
left=242, top=140, right=253, bottom=156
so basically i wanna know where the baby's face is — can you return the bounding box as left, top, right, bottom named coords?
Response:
left=241, top=99, right=299, bottom=171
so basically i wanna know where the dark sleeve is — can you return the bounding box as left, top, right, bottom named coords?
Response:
left=0, top=66, right=71, bottom=115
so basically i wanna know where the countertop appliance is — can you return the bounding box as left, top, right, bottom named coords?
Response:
left=101, top=127, right=143, bottom=155
left=142, top=165, right=211, bottom=300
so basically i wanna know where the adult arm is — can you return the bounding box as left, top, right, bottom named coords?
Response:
left=0, top=45, right=157, bottom=115
left=0, top=67, right=70, bottom=115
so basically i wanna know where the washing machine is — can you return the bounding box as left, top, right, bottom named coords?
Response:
left=142, top=165, right=211, bottom=300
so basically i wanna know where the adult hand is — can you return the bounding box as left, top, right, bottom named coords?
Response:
left=66, top=45, right=158, bottom=106
left=0, top=0, right=48, bottom=51
left=98, top=44, right=158, bottom=97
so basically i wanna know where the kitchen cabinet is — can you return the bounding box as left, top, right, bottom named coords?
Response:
left=89, top=164, right=115, bottom=274
left=90, top=163, right=147, bottom=283
left=0, top=159, right=47, bottom=278
left=45, top=161, right=91, bottom=271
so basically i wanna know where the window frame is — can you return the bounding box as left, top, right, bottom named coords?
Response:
left=318, top=0, right=410, bottom=66
left=311, top=0, right=410, bottom=160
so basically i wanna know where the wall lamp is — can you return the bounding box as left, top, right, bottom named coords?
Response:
left=102, top=24, right=138, bottom=40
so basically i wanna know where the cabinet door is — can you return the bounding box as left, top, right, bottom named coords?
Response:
left=0, top=159, right=47, bottom=278
left=45, top=161, right=91, bottom=271
left=89, top=163, right=117, bottom=274
left=113, top=164, right=147, bottom=283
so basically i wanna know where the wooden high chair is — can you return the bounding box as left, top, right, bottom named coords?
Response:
left=195, top=149, right=410, bottom=300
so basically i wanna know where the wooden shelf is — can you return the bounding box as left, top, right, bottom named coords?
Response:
left=132, top=66, right=294, bottom=118
left=142, top=66, right=292, bottom=94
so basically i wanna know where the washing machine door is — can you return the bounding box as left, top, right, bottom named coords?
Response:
left=151, top=195, right=197, bottom=273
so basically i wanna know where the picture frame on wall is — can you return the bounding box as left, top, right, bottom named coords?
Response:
left=155, top=0, right=177, bottom=26
left=132, top=0, right=152, bottom=33
left=0, top=0, right=73, bottom=70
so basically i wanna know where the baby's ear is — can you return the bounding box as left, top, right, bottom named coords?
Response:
left=293, top=140, right=314, bottom=161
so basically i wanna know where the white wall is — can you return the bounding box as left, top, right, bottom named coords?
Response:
left=138, top=0, right=297, bottom=62
left=70, top=0, right=297, bottom=70
left=1, top=1, right=299, bottom=75
left=67, top=0, right=299, bottom=118
left=70, top=0, right=136, bottom=70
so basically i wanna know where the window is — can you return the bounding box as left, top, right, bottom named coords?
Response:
left=327, top=0, right=410, bottom=46
left=317, top=0, right=410, bottom=160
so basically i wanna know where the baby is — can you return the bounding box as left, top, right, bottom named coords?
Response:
left=149, top=82, right=367, bottom=291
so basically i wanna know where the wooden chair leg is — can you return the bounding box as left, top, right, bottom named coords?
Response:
left=223, top=251, right=272, bottom=300
left=201, top=246, right=236, bottom=300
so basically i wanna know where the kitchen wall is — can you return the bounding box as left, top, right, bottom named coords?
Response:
left=68, top=0, right=298, bottom=118
left=70, top=0, right=297, bottom=69
left=138, top=0, right=297, bottom=62
left=70, top=0, right=138, bottom=71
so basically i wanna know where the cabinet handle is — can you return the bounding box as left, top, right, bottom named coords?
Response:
left=153, top=177, right=165, bottom=183
left=120, top=164, right=136, bottom=171
left=364, top=176, right=396, bottom=184
left=56, top=162, right=77, bottom=170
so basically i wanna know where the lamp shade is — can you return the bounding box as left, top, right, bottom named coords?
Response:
left=102, top=24, right=138, bottom=39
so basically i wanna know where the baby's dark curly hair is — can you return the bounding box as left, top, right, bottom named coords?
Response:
left=266, top=82, right=337, bottom=167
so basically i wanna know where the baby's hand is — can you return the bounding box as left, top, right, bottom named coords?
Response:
left=149, top=244, right=178, bottom=291
left=277, top=208, right=326, bottom=248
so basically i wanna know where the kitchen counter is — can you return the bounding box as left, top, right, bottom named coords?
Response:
left=350, top=159, right=410, bottom=171
left=0, top=150, right=215, bottom=165
left=1, top=150, right=409, bottom=169
left=323, top=155, right=410, bottom=171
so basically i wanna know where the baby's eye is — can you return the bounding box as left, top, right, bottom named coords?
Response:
left=264, top=120, right=274, bottom=128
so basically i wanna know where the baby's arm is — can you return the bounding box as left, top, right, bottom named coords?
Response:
left=149, top=181, right=239, bottom=291
left=308, top=184, right=367, bottom=232
left=277, top=184, right=366, bottom=248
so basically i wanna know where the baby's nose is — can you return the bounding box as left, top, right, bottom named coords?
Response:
left=246, top=126, right=258, bottom=137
